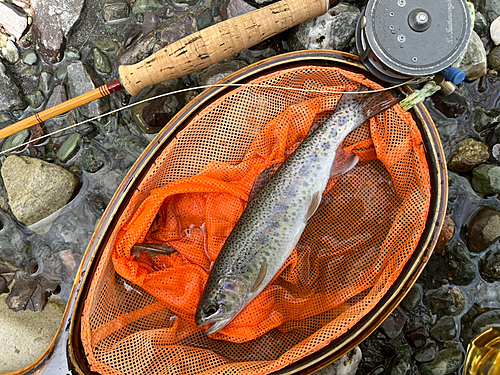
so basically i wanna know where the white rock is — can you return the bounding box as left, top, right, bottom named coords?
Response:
left=454, top=30, right=487, bottom=81
left=314, top=347, right=362, bottom=375
left=0, top=2, right=28, bottom=40
left=492, top=16, right=500, bottom=45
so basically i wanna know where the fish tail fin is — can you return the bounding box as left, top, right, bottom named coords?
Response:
left=335, top=85, right=406, bottom=121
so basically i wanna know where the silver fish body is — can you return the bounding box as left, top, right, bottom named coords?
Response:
left=195, top=87, right=404, bottom=335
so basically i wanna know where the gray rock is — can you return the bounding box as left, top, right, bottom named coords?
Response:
left=480, top=249, right=500, bottom=281
left=387, top=345, right=411, bottom=375
left=468, top=207, right=500, bottom=253
left=472, top=164, right=500, bottom=196
left=400, top=284, right=422, bottom=312
left=418, top=349, right=464, bottom=375
left=0, top=2, right=28, bottom=40
left=314, top=347, right=361, bottom=375
left=414, top=343, right=436, bottom=363
left=477, top=0, right=500, bottom=23
left=22, top=50, right=38, bottom=66
left=46, top=85, right=67, bottom=110
left=448, top=243, right=476, bottom=285
left=65, top=62, right=110, bottom=118
left=430, top=316, right=457, bottom=342
left=454, top=31, right=487, bottom=81
left=93, top=48, right=112, bottom=74
left=102, top=0, right=130, bottom=23
left=378, top=307, right=407, bottom=339
left=197, top=59, right=248, bottom=86
left=31, top=0, right=85, bottom=63
left=26, top=91, right=44, bottom=109
left=289, top=4, right=359, bottom=52
left=1, top=156, right=79, bottom=226
left=467, top=310, right=500, bottom=346
left=64, top=47, right=81, bottom=61
left=489, top=47, right=500, bottom=72
left=475, top=107, right=500, bottom=133
left=116, top=12, right=198, bottom=66
left=1, top=40, right=20, bottom=64
left=226, top=0, right=257, bottom=19
left=142, top=12, right=159, bottom=35
left=447, top=138, right=489, bottom=173
left=0, top=61, right=26, bottom=112
left=474, top=11, right=490, bottom=38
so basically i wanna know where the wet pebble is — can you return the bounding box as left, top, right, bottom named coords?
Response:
left=92, top=40, right=118, bottom=53
left=132, top=0, right=163, bottom=15
left=39, top=71, right=53, bottom=93
left=431, top=92, right=467, bottom=119
left=378, top=306, right=407, bottom=339
left=1, top=39, right=20, bottom=64
left=430, top=316, right=457, bottom=342
left=454, top=31, right=487, bottom=81
left=26, top=91, right=44, bottom=109
left=479, top=249, right=500, bottom=281
left=93, top=48, right=112, bottom=74
left=56, top=133, right=81, bottom=163
left=142, top=12, right=159, bottom=35
left=400, top=284, right=422, bottom=312
left=413, top=342, right=436, bottom=363
left=0, top=155, right=79, bottom=226
left=418, top=349, right=464, bottom=375
left=22, top=50, right=38, bottom=65
left=102, top=0, right=130, bottom=23
left=467, top=207, right=500, bottom=253
left=448, top=243, right=476, bottom=285
left=424, top=286, right=465, bottom=316
left=488, top=46, right=500, bottom=72
left=1, top=129, right=30, bottom=153
left=479, top=1, right=500, bottom=23
left=475, top=11, right=490, bottom=38
left=79, top=143, right=106, bottom=173
left=435, top=215, right=455, bottom=254
left=226, top=0, right=257, bottom=19
left=472, top=164, right=500, bottom=195
left=447, top=138, right=489, bottom=173
left=405, top=325, right=427, bottom=349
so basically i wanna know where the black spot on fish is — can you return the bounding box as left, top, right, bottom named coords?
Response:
left=322, top=142, right=330, bottom=150
left=264, top=251, right=270, bottom=256
left=303, top=182, right=309, bottom=187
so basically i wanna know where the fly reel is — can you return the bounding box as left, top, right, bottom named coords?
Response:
left=355, top=0, right=472, bottom=84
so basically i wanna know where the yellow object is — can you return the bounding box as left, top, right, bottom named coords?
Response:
left=465, top=327, right=500, bottom=375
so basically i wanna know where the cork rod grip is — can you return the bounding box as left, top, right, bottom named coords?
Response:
left=119, top=0, right=329, bottom=96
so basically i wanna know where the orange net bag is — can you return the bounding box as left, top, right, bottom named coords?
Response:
left=81, top=65, right=431, bottom=374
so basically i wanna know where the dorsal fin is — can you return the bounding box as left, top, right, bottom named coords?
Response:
left=248, top=163, right=282, bottom=201
left=251, top=259, right=268, bottom=293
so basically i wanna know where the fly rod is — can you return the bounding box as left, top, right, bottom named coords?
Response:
left=0, top=0, right=340, bottom=141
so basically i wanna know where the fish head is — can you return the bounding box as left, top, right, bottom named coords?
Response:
left=195, top=275, right=250, bottom=335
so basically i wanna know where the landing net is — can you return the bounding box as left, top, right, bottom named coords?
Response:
left=81, top=65, right=431, bottom=374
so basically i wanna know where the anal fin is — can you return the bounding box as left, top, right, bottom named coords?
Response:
left=306, top=191, right=322, bottom=221
left=330, top=147, right=359, bottom=179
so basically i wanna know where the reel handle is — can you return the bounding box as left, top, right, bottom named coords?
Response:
left=119, top=0, right=337, bottom=96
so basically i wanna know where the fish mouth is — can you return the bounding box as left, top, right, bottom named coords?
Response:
left=203, top=318, right=232, bottom=335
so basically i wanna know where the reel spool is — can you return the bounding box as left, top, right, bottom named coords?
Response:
left=356, top=0, right=472, bottom=84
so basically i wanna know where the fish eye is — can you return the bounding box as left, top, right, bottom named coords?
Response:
left=203, top=303, right=218, bottom=316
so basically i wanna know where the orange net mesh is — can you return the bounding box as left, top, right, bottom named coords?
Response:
left=81, top=66, right=431, bottom=374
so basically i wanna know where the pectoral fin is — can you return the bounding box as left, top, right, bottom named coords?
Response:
left=306, top=191, right=322, bottom=221
left=251, top=259, right=268, bottom=293
left=330, top=147, right=359, bottom=179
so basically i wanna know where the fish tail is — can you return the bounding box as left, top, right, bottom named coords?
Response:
left=335, top=85, right=406, bottom=121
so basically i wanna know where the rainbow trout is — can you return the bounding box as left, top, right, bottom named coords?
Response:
left=195, top=87, right=405, bottom=335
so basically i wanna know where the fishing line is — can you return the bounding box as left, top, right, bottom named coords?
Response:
left=0, top=76, right=428, bottom=155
